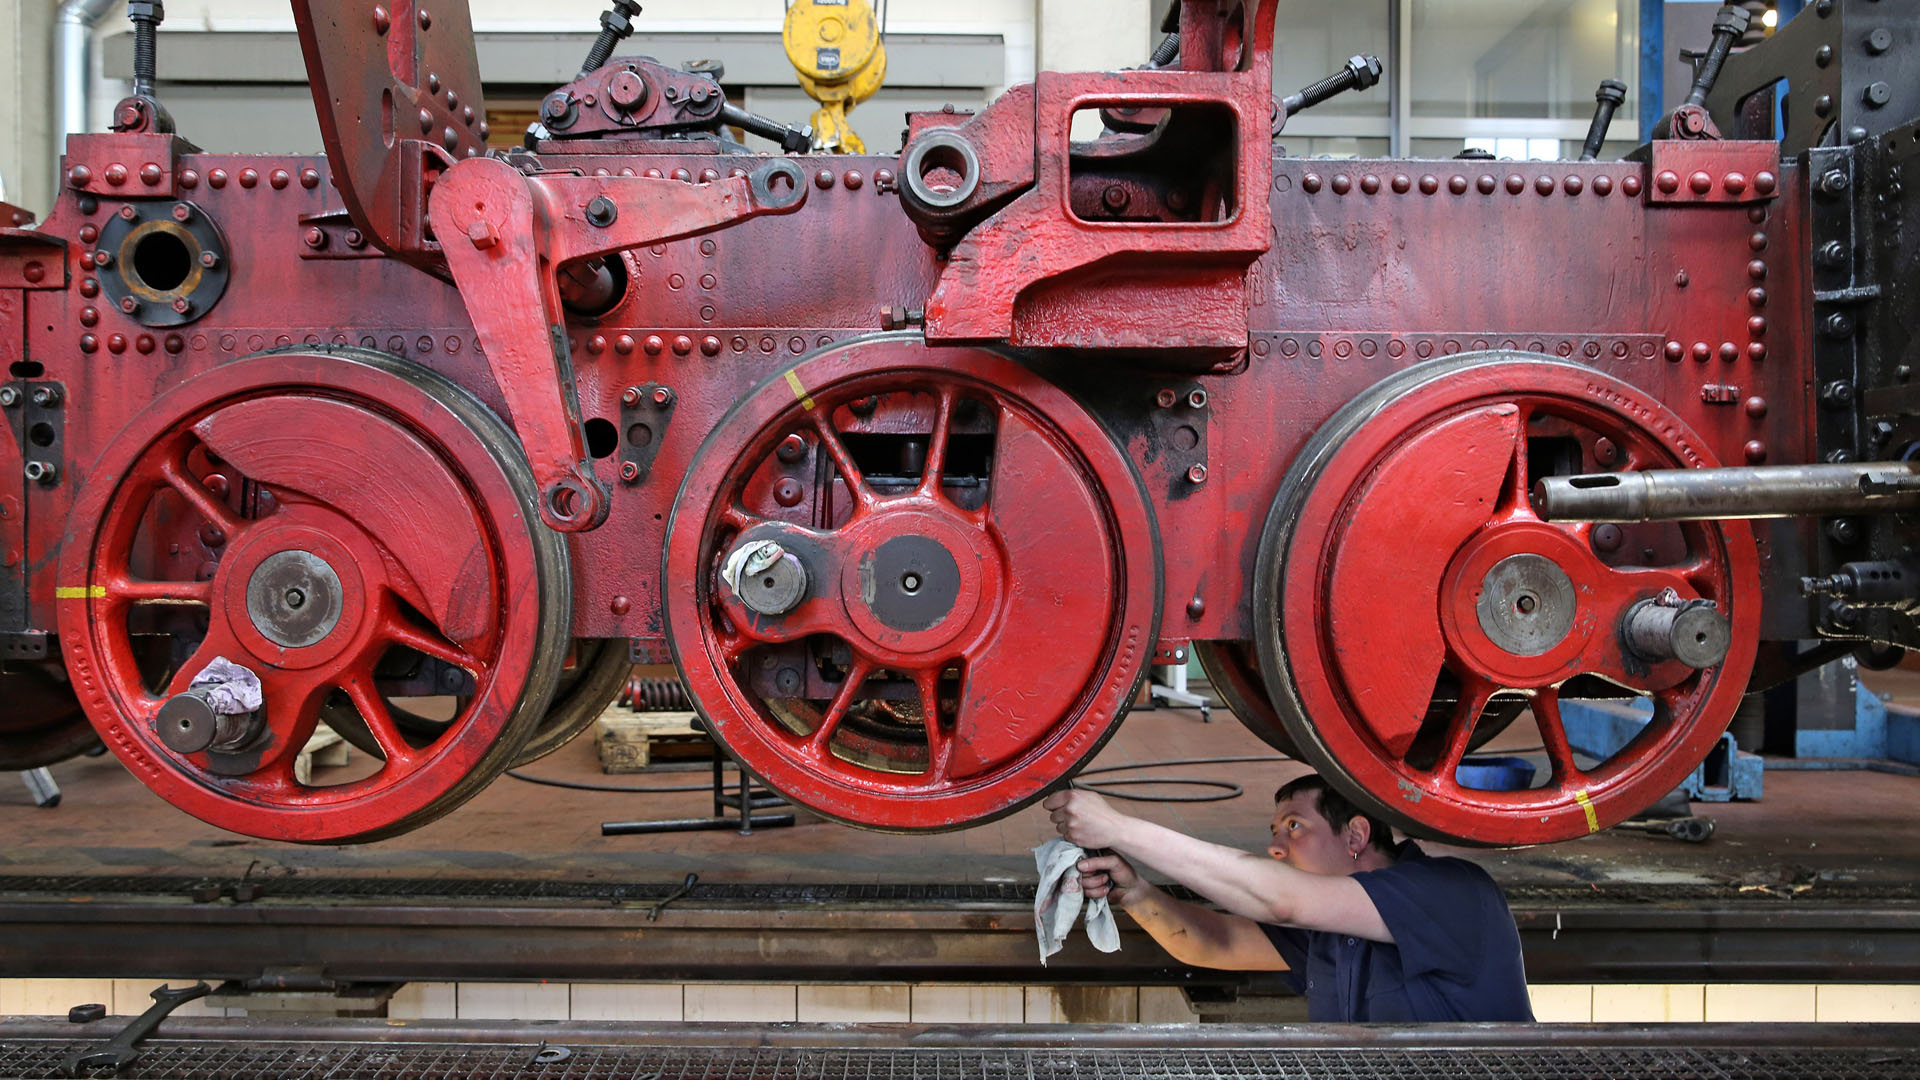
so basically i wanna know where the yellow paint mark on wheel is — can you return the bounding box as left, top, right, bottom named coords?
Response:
left=1574, top=788, right=1599, bottom=833
left=784, top=370, right=816, bottom=411
left=55, top=586, right=107, bottom=599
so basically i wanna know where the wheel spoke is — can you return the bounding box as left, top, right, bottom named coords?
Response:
left=104, top=576, right=212, bottom=605
left=812, top=413, right=876, bottom=512
left=1502, top=403, right=1534, bottom=514
left=1434, top=673, right=1498, bottom=779
left=719, top=503, right=756, bottom=531
left=381, top=611, right=483, bottom=676
left=339, top=670, right=420, bottom=769
left=158, top=453, right=244, bottom=538
left=917, top=387, right=956, bottom=500
left=806, top=656, right=874, bottom=754
left=1533, top=686, right=1587, bottom=784
left=917, top=668, right=953, bottom=782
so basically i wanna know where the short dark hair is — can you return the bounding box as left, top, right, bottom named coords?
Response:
left=1274, top=775, right=1396, bottom=854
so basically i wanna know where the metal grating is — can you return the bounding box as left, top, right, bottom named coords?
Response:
left=2, top=874, right=1918, bottom=907
left=0, top=1041, right=1914, bottom=1080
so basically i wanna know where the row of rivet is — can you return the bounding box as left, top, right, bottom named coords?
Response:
left=575, top=332, right=841, bottom=358
left=67, top=164, right=323, bottom=191
left=574, top=164, right=893, bottom=192
left=1299, top=172, right=1641, bottom=198
left=1250, top=336, right=1654, bottom=361
left=77, top=328, right=479, bottom=357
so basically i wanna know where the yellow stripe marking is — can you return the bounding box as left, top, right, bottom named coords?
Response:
left=783, top=370, right=816, bottom=411
left=56, top=586, right=107, bottom=599
left=1574, top=788, right=1599, bottom=834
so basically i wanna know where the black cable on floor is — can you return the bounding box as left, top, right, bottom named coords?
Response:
left=504, top=766, right=737, bottom=794
left=1072, top=754, right=1292, bottom=803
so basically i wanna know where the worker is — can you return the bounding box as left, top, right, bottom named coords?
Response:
left=1042, top=774, right=1534, bottom=1022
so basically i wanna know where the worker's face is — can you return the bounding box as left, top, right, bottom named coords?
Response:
left=1268, top=794, right=1355, bottom=876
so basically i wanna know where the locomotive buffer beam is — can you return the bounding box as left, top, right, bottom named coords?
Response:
left=1535, top=461, right=1920, bottom=523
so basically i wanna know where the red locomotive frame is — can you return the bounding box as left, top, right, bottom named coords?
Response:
left=2, top=0, right=1914, bottom=847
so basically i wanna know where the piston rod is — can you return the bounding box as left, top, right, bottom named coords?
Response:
left=1535, top=462, right=1920, bottom=522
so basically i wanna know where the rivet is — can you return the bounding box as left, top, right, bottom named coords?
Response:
left=418, top=7, right=431, bottom=29
left=67, top=165, right=92, bottom=187
left=1535, top=175, right=1555, bottom=196
left=1418, top=175, right=1438, bottom=195
left=138, top=163, right=163, bottom=186
left=209, top=169, right=228, bottom=188
left=815, top=170, right=836, bottom=189
left=239, top=168, right=259, bottom=188
left=1689, top=171, right=1713, bottom=194
left=269, top=169, right=290, bottom=190
left=643, top=335, right=664, bottom=356
left=1665, top=341, right=1685, bottom=362
left=615, top=335, right=636, bottom=355
left=700, top=168, right=719, bottom=183
left=1692, top=342, right=1711, bottom=363
left=1750, top=232, right=1768, bottom=251
left=1622, top=174, right=1643, bottom=197
left=79, top=334, right=98, bottom=353
left=1563, top=175, right=1584, bottom=196
left=1748, top=287, right=1768, bottom=307
left=419, top=109, right=435, bottom=134
left=136, top=334, right=155, bottom=354
left=79, top=307, right=98, bottom=326
left=1719, top=342, right=1739, bottom=363
left=1655, top=171, right=1679, bottom=194
left=1593, top=175, right=1613, bottom=197
left=1506, top=174, right=1525, bottom=195
left=1390, top=174, right=1410, bottom=194
left=1748, top=260, right=1768, bottom=280
left=1749, top=316, right=1768, bottom=337
left=611, top=595, right=631, bottom=615
left=79, top=278, right=98, bottom=297
left=372, top=5, right=390, bottom=33
left=1475, top=175, right=1495, bottom=195
left=1748, top=342, right=1767, bottom=362
left=104, top=163, right=128, bottom=186
left=1302, top=173, right=1323, bottom=194
left=844, top=171, right=864, bottom=190
left=1451, top=175, right=1470, bottom=195
left=1675, top=270, right=1689, bottom=288
left=1723, top=172, right=1748, bottom=195
left=587, top=335, right=607, bottom=355
left=300, top=168, right=321, bottom=189
left=672, top=168, right=692, bottom=183
left=304, top=226, right=328, bottom=250
left=1744, top=441, right=1767, bottom=464
left=1360, top=174, right=1380, bottom=195
left=673, top=335, right=693, bottom=356
left=701, top=336, right=722, bottom=356
left=108, top=333, right=127, bottom=353
left=1754, top=172, right=1777, bottom=196
left=1330, top=175, right=1352, bottom=195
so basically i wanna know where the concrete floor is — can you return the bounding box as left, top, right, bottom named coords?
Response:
left=5, top=673, right=1919, bottom=895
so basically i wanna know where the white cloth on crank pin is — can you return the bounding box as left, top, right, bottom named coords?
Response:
left=1032, top=838, right=1120, bottom=964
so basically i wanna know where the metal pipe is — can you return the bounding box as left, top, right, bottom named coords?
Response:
left=1535, top=462, right=1920, bottom=522
left=53, top=0, right=124, bottom=197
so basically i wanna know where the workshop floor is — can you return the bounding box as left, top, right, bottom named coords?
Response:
left=7, top=674, right=1920, bottom=894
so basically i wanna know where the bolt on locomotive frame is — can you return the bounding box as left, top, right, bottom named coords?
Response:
left=0, top=0, right=1915, bottom=847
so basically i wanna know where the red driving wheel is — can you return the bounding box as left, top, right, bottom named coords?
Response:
left=57, top=349, right=569, bottom=843
left=1254, top=353, right=1760, bottom=846
left=664, top=336, right=1161, bottom=831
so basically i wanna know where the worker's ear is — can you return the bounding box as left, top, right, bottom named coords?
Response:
left=1345, top=816, right=1371, bottom=855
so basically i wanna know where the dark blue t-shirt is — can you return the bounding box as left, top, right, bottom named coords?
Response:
left=1259, top=840, right=1533, bottom=1022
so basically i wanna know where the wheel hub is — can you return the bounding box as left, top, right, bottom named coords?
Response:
left=245, top=549, right=345, bottom=649
left=838, top=512, right=985, bottom=656
left=1473, top=553, right=1577, bottom=658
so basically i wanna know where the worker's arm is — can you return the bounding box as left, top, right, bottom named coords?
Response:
left=1075, top=854, right=1287, bottom=970
left=1046, top=790, right=1394, bottom=944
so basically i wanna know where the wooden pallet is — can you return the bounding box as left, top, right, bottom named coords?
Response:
left=594, top=707, right=711, bottom=773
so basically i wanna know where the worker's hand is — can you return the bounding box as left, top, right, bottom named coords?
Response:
left=1072, top=853, right=1146, bottom=906
left=1042, top=788, right=1130, bottom=850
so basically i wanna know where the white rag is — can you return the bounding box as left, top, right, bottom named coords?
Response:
left=188, top=656, right=263, bottom=715
left=1032, top=838, right=1120, bottom=964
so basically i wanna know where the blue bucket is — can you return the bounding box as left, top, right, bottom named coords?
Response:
left=1454, top=756, right=1536, bottom=791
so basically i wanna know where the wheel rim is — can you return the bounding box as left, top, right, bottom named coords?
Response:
left=664, top=336, right=1161, bottom=831
left=57, top=349, right=569, bottom=843
left=1255, top=353, right=1759, bottom=846
left=0, top=664, right=104, bottom=769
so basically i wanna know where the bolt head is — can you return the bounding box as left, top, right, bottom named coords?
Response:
left=622, top=386, right=643, bottom=407
left=1186, top=464, right=1208, bottom=484
left=651, top=387, right=674, bottom=407
left=0, top=388, right=17, bottom=407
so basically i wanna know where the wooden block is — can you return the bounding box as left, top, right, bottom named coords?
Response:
left=1592, top=983, right=1704, bottom=1023
left=0, top=978, right=116, bottom=1017
left=910, top=984, right=1025, bottom=1024
left=684, top=983, right=796, bottom=1022
left=569, top=983, right=682, bottom=1021
left=110, top=978, right=228, bottom=1017
left=1138, top=986, right=1201, bottom=1024
left=1816, top=984, right=1920, bottom=1022
left=455, top=981, right=570, bottom=1020
left=1024, top=986, right=1137, bottom=1023
left=295, top=726, right=350, bottom=784
left=1527, top=984, right=1593, bottom=1023
left=1704, top=983, right=1817, bottom=1022
left=387, top=981, right=458, bottom=1019
left=797, top=984, right=911, bottom=1022
left=595, top=708, right=708, bottom=773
